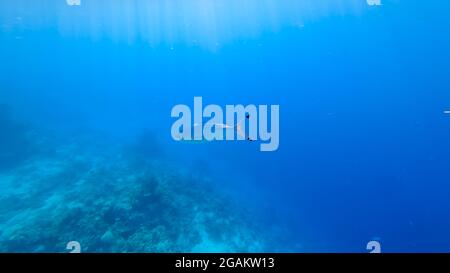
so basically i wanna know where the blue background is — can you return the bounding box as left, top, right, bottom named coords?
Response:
left=0, top=0, right=449, bottom=252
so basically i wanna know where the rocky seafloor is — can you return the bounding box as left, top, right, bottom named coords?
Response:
left=0, top=140, right=271, bottom=252
left=0, top=109, right=273, bottom=253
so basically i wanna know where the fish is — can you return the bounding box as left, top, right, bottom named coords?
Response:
left=175, top=120, right=249, bottom=144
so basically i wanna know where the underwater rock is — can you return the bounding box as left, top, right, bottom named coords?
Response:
left=0, top=105, right=33, bottom=170
left=0, top=134, right=271, bottom=253
left=126, top=130, right=165, bottom=168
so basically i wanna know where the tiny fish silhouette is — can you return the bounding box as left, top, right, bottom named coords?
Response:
left=66, top=0, right=81, bottom=6
left=367, top=0, right=381, bottom=6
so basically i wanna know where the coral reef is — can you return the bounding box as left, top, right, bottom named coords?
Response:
left=0, top=135, right=267, bottom=253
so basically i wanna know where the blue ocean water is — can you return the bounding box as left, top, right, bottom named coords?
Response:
left=0, top=0, right=450, bottom=253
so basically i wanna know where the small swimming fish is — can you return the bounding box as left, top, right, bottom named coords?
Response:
left=191, top=114, right=253, bottom=141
